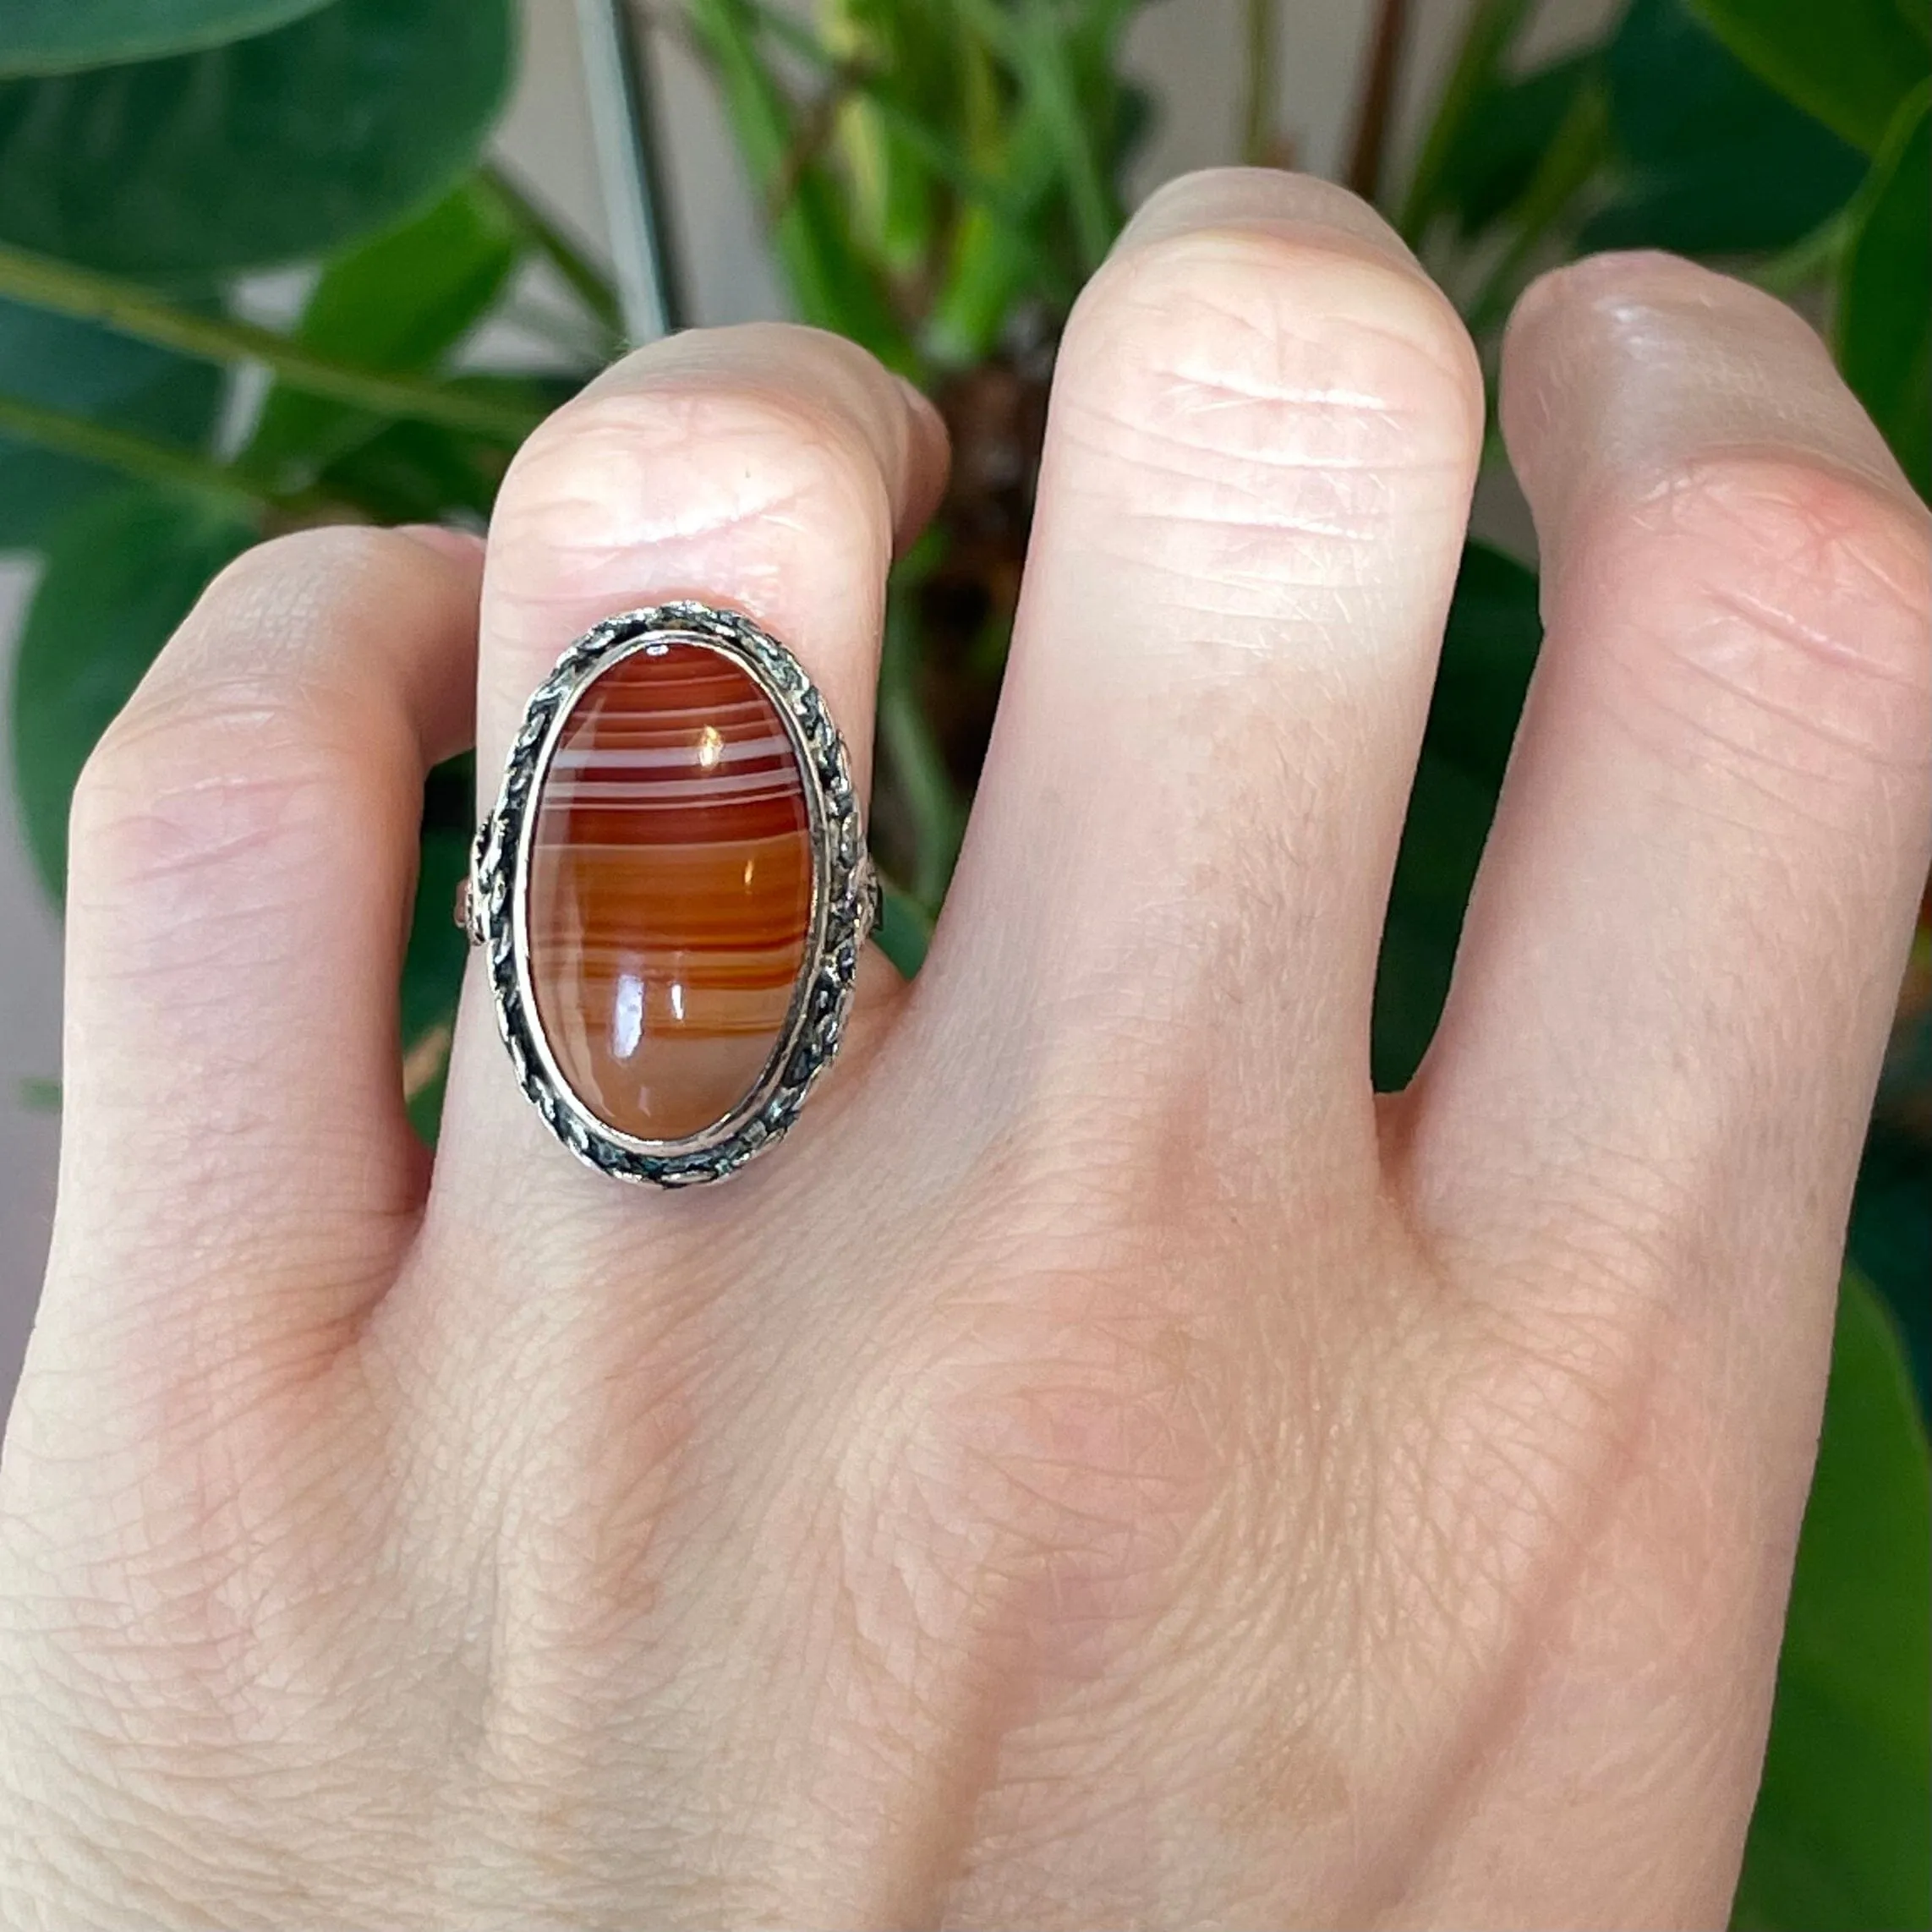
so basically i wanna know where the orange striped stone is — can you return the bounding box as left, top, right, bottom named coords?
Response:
left=528, top=641, right=813, bottom=1141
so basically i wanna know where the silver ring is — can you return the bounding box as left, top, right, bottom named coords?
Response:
left=461, top=601, right=878, bottom=1186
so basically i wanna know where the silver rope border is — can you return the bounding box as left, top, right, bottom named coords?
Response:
left=468, top=601, right=875, bottom=1186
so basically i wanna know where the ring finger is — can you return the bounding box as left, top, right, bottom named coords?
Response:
left=427, top=323, right=947, bottom=1229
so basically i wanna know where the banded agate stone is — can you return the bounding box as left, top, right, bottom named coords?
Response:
left=527, top=641, right=813, bottom=1142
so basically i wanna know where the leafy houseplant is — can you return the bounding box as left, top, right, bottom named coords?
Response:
left=1, top=0, right=1926, bottom=1923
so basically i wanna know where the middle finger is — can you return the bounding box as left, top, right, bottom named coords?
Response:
left=432, top=322, right=947, bottom=1217
left=930, top=170, right=1483, bottom=1186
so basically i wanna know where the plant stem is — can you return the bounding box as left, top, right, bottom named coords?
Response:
left=573, top=0, right=684, bottom=342
left=1241, top=0, right=1280, bottom=166
left=0, top=244, right=545, bottom=445
left=0, top=391, right=271, bottom=513
left=739, top=0, right=1073, bottom=302
left=1753, top=208, right=1854, bottom=296
left=1015, top=0, right=1115, bottom=268
left=768, top=68, right=854, bottom=227
left=1345, top=0, right=1412, bottom=201
left=682, top=0, right=913, bottom=367
left=479, top=162, right=625, bottom=339
left=1464, top=76, right=1607, bottom=333
left=1398, top=0, right=1535, bottom=241
left=490, top=295, right=616, bottom=366
left=954, top=0, right=1114, bottom=269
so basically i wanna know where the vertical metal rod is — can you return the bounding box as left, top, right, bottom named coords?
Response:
left=574, top=0, right=682, bottom=344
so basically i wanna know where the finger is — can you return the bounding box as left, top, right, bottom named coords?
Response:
left=435, top=324, right=945, bottom=1194
left=45, top=527, right=484, bottom=1357
left=1408, top=253, right=1930, bottom=1332
left=922, top=170, right=1482, bottom=1183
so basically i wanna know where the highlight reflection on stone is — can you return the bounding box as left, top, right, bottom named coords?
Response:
left=528, top=641, right=812, bottom=1141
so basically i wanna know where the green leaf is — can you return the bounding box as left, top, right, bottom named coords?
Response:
left=9, top=487, right=253, bottom=901
left=0, top=0, right=331, bottom=78
left=0, top=0, right=515, bottom=277
left=1372, top=541, right=1541, bottom=1090
left=402, top=808, right=471, bottom=1143
left=873, top=880, right=933, bottom=979
left=741, top=0, right=1070, bottom=315
left=961, top=0, right=1116, bottom=271
left=1417, top=539, right=1541, bottom=789
left=308, top=375, right=568, bottom=524
left=1400, top=0, right=1538, bottom=238
left=1424, top=51, right=1601, bottom=242
left=1373, top=750, right=1501, bottom=1091
left=475, top=165, right=621, bottom=342
left=1733, top=1273, right=1931, bottom=1931
left=926, top=101, right=1067, bottom=364
left=247, top=179, right=522, bottom=491
left=687, top=0, right=910, bottom=369
left=311, top=419, right=502, bottom=525
left=1584, top=0, right=1867, bottom=255
left=402, top=835, right=469, bottom=1053
left=1836, top=85, right=1931, bottom=499
left=0, top=296, right=221, bottom=547
left=1688, top=0, right=1928, bottom=154
left=879, top=574, right=966, bottom=911
left=1464, top=75, right=1612, bottom=334
left=1851, top=1117, right=1932, bottom=1412
left=820, top=0, right=946, bottom=277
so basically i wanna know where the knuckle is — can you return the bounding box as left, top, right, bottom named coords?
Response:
left=72, top=676, right=372, bottom=911
left=496, top=362, right=896, bottom=568
left=187, top=524, right=424, bottom=645
left=1047, top=224, right=1481, bottom=633
left=1588, top=453, right=1932, bottom=799
left=70, top=527, right=431, bottom=900
left=1438, top=1294, right=1763, bottom=1707
left=846, top=1216, right=1245, bottom=1691
left=1514, top=247, right=1715, bottom=342
left=1060, top=222, right=1482, bottom=499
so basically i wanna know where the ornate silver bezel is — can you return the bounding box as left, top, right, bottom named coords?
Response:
left=467, top=601, right=875, bottom=1186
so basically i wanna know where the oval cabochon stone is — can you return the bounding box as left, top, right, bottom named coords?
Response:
left=526, top=642, right=813, bottom=1142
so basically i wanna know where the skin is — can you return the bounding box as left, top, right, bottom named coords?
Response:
left=1, top=170, right=1926, bottom=1930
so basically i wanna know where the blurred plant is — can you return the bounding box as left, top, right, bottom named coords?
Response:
left=0, top=1, right=1925, bottom=1923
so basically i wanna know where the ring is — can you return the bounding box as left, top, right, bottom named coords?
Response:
left=459, top=600, right=878, bottom=1186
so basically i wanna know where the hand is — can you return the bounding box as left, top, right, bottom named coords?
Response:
left=3, top=170, right=1925, bottom=1930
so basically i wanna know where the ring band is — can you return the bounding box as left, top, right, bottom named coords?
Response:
left=461, top=601, right=878, bottom=1186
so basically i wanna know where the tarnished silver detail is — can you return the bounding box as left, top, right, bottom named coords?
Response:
left=465, top=601, right=876, bottom=1186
